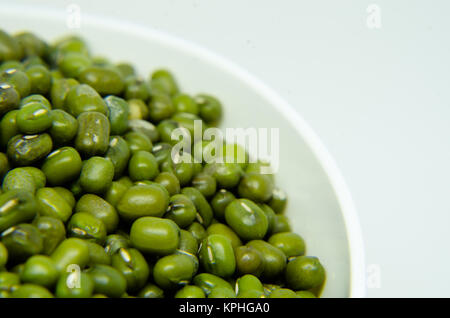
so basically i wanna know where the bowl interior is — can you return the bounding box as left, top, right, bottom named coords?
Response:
left=1, top=5, right=364, bottom=297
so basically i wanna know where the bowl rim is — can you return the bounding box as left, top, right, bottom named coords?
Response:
left=3, top=3, right=367, bottom=297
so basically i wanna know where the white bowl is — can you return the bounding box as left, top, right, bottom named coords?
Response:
left=1, top=4, right=366, bottom=297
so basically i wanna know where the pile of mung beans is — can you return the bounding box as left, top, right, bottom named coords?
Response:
left=0, top=29, right=325, bottom=298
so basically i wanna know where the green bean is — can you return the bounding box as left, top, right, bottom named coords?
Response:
left=0, top=29, right=325, bottom=299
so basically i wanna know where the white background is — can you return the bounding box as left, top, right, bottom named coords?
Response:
left=5, top=0, right=450, bottom=297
